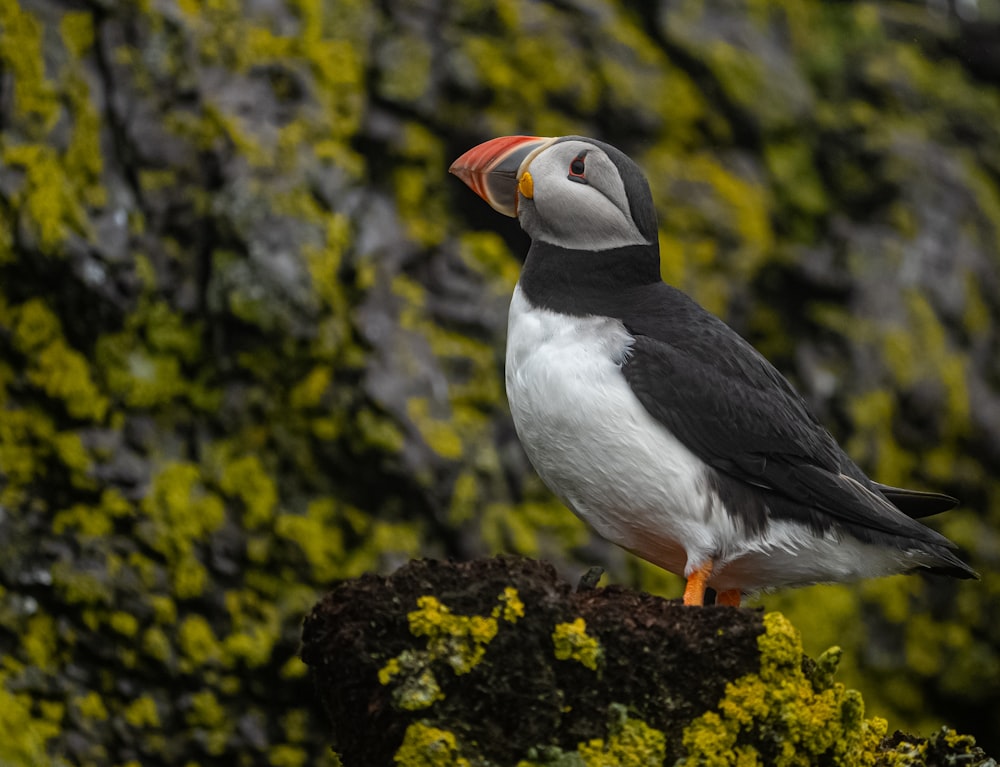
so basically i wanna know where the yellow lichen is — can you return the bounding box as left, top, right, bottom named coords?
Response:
left=0, top=674, right=59, bottom=767
left=0, top=0, right=59, bottom=129
left=142, top=627, right=172, bottom=663
left=516, top=706, right=667, bottom=767
left=186, top=690, right=226, bottom=729
left=578, top=712, right=667, bottom=767
left=407, top=595, right=498, bottom=675
left=22, top=613, right=59, bottom=672
left=73, top=691, right=109, bottom=722
left=379, top=589, right=522, bottom=711
left=109, top=611, right=140, bottom=638
left=406, top=397, right=464, bottom=461
left=177, top=614, right=221, bottom=670
left=122, top=695, right=161, bottom=729
left=139, top=462, right=226, bottom=568
left=493, top=587, right=525, bottom=624
left=681, top=612, right=888, bottom=766
left=270, top=744, right=308, bottom=767
left=377, top=651, right=445, bottom=711
left=393, top=723, right=471, bottom=767
left=216, top=452, right=278, bottom=528
left=553, top=618, right=602, bottom=672
left=12, top=299, right=108, bottom=420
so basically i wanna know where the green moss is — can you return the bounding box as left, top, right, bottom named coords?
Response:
left=50, top=560, right=112, bottom=607
left=704, top=41, right=768, bottom=112
left=281, top=655, right=309, bottom=680
left=378, top=589, right=523, bottom=712
left=0, top=673, right=59, bottom=767
left=142, top=627, right=172, bottom=663
left=185, top=690, right=232, bottom=754
left=0, top=0, right=59, bottom=130
left=274, top=499, right=344, bottom=580
left=644, top=151, right=774, bottom=316
left=270, top=744, right=308, bottom=767
left=274, top=499, right=422, bottom=581
left=407, top=594, right=499, bottom=675
left=22, top=613, right=60, bottom=672
left=74, top=691, right=109, bottom=722
left=149, top=595, right=177, bottom=625
left=514, top=706, right=666, bottom=767
left=846, top=389, right=914, bottom=487
left=12, top=299, right=108, bottom=420
left=355, top=407, right=407, bottom=454
left=0, top=407, right=57, bottom=506
left=681, top=612, right=888, bottom=766
left=377, top=35, right=431, bottom=103
left=447, top=470, right=479, bottom=525
left=393, top=722, right=472, bottom=767
left=496, top=586, right=525, bottom=623
left=578, top=706, right=666, bottom=767
left=221, top=590, right=282, bottom=668
left=122, top=694, right=161, bottom=729
left=407, top=398, right=464, bottom=460
left=59, top=11, right=94, bottom=59
left=457, top=232, right=521, bottom=291
left=307, top=212, right=352, bottom=310
left=378, top=650, right=445, bottom=711
left=764, top=139, right=828, bottom=236
left=2, top=143, right=92, bottom=253
left=216, top=452, right=278, bottom=528
left=553, top=618, right=602, bottom=672
left=53, top=502, right=115, bottom=537
left=109, top=611, right=139, bottom=638
left=481, top=497, right=590, bottom=559
left=95, top=304, right=208, bottom=409
left=61, top=63, right=105, bottom=209
left=139, top=462, right=226, bottom=571
left=177, top=614, right=222, bottom=670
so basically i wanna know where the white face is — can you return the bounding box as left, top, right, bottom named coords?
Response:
left=516, top=140, right=650, bottom=251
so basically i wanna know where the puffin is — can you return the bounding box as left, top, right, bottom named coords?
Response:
left=449, top=135, right=977, bottom=606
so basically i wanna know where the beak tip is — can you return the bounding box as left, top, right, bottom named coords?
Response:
left=449, top=135, right=553, bottom=218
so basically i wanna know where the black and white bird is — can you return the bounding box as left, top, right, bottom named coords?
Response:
left=450, top=135, right=976, bottom=606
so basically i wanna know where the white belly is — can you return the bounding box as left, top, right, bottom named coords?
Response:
left=505, top=285, right=731, bottom=577
left=504, top=285, right=930, bottom=593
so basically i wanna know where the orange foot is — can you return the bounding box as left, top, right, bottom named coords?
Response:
left=715, top=589, right=742, bottom=607
left=682, top=561, right=713, bottom=606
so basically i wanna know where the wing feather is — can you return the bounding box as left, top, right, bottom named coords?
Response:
left=620, top=327, right=954, bottom=547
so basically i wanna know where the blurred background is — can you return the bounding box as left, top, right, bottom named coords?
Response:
left=1, top=0, right=999, bottom=764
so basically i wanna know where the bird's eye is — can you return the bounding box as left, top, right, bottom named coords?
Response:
left=568, top=152, right=588, bottom=184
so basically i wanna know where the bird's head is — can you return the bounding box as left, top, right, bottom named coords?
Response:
left=450, top=135, right=658, bottom=252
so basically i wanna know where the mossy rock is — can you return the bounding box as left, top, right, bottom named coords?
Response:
left=302, top=557, right=994, bottom=767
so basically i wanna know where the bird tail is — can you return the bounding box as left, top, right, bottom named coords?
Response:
left=873, top=482, right=958, bottom=519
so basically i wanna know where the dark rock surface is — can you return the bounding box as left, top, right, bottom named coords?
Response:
left=303, top=557, right=996, bottom=766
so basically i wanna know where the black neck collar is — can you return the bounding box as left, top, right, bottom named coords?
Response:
left=518, top=239, right=662, bottom=318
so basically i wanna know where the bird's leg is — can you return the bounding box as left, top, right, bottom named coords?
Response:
left=716, top=589, right=742, bottom=607
left=682, top=561, right=713, bottom=606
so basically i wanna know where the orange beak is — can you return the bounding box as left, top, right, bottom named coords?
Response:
left=449, top=135, right=554, bottom=217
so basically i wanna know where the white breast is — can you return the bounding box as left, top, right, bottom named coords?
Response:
left=505, top=285, right=728, bottom=578
left=504, top=285, right=933, bottom=593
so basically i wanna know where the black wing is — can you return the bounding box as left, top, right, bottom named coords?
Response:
left=619, top=288, right=960, bottom=549
left=871, top=483, right=957, bottom=518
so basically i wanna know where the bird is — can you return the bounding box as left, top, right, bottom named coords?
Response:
left=449, top=135, right=977, bottom=606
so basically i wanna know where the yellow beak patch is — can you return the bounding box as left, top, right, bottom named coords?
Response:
left=518, top=171, right=534, bottom=199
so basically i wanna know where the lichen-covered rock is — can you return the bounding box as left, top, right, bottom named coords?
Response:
left=1, top=0, right=999, bottom=763
left=301, top=557, right=995, bottom=767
